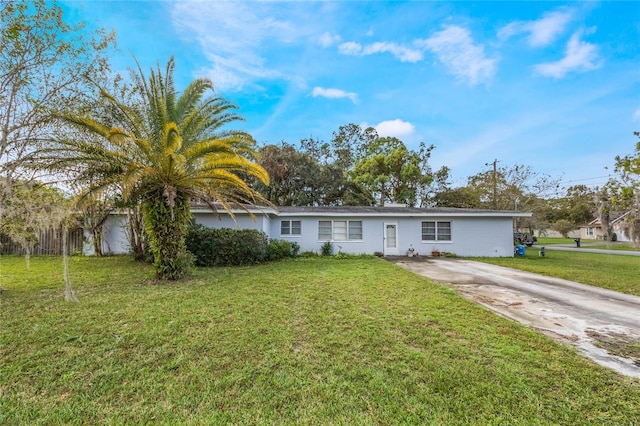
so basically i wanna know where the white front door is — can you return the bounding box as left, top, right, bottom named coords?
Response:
left=384, top=222, right=398, bottom=255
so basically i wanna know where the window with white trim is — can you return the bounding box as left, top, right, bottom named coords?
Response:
left=318, top=220, right=363, bottom=241
left=281, top=220, right=301, bottom=236
left=422, top=221, right=451, bottom=241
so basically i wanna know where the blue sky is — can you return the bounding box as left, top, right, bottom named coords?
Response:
left=62, top=1, right=640, bottom=189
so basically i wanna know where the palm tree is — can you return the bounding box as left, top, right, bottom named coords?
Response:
left=44, top=57, right=269, bottom=279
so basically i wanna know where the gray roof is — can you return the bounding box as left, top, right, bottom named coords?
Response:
left=190, top=203, right=532, bottom=218
left=276, top=205, right=531, bottom=218
left=277, top=205, right=515, bottom=214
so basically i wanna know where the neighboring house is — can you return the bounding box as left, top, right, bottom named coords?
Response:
left=88, top=205, right=531, bottom=258
left=580, top=212, right=632, bottom=242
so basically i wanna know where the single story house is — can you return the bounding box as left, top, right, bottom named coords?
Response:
left=87, top=205, right=531, bottom=258
left=580, top=211, right=632, bottom=242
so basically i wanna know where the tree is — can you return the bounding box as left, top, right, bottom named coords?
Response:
left=300, top=125, right=378, bottom=206
left=40, top=58, right=269, bottom=280
left=254, top=142, right=322, bottom=206
left=467, top=163, right=558, bottom=210
left=0, top=180, right=69, bottom=268
left=464, top=163, right=560, bottom=233
left=0, top=0, right=115, bottom=278
left=565, top=185, right=596, bottom=225
left=83, top=195, right=115, bottom=256
left=351, top=137, right=436, bottom=206
left=539, top=185, right=596, bottom=232
left=432, top=186, right=481, bottom=208
left=301, top=123, right=377, bottom=169
left=257, top=124, right=447, bottom=207
left=594, top=187, right=613, bottom=241
left=551, top=219, right=576, bottom=238
left=0, top=0, right=115, bottom=179
left=608, top=132, right=640, bottom=244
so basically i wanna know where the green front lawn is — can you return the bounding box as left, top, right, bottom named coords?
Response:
left=535, top=237, right=579, bottom=245
left=475, top=250, right=640, bottom=297
left=535, top=238, right=639, bottom=251
left=1, top=256, right=639, bottom=424
left=587, top=242, right=640, bottom=251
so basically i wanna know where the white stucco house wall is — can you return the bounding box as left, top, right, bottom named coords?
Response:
left=87, top=205, right=531, bottom=258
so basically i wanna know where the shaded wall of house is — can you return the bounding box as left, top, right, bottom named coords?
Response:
left=84, top=211, right=273, bottom=256
left=84, top=214, right=131, bottom=255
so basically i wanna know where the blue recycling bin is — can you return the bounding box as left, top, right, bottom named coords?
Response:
left=515, top=245, right=525, bottom=256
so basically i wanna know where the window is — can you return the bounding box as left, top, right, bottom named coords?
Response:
left=334, top=221, right=347, bottom=240
left=348, top=221, right=362, bottom=240
left=422, top=221, right=451, bottom=241
left=281, top=220, right=301, bottom=236
left=587, top=227, right=594, bottom=236
left=318, top=220, right=363, bottom=241
left=318, top=221, right=332, bottom=240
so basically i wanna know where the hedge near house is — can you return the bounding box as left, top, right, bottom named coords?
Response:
left=186, top=225, right=300, bottom=266
left=186, top=225, right=268, bottom=266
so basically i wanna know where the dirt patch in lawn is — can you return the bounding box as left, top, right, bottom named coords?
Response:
left=586, top=330, right=640, bottom=366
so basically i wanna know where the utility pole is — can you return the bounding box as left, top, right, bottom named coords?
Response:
left=491, top=159, right=498, bottom=210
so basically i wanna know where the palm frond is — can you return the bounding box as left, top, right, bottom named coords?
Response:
left=41, top=55, right=270, bottom=233
left=183, top=139, right=236, bottom=161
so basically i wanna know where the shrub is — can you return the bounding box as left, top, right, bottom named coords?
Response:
left=186, top=224, right=268, bottom=266
left=321, top=241, right=333, bottom=256
left=299, top=251, right=318, bottom=258
left=267, top=239, right=300, bottom=261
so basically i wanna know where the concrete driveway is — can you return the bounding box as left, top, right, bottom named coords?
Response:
left=390, top=257, right=640, bottom=378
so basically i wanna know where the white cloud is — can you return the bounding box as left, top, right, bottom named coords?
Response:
left=338, top=41, right=363, bottom=56
left=319, top=32, right=341, bottom=47
left=338, top=40, right=422, bottom=62
left=373, top=119, right=415, bottom=138
left=534, top=32, right=601, bottom=78
left=498, top=9, right=573, bottom=47
left=633, top=109, right=640, bottom=122
left=337, top=26, right=494, bottom=82
left=312, top=87, right=358, bottom=103
left=170, top=2, right=313, bottom=91
left=416, top=26, right=497, bottom=85
left=362, top=42, right=423, bottom=63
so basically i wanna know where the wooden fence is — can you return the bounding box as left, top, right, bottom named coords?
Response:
left=0, top=228, right=84, bottom=256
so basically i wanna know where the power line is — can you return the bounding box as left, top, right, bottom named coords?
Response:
left=558, top=175, right=612, bottom=185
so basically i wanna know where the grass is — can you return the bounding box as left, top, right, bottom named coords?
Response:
left=587, top=242, right=640, bottom=251
left=1, top=255, right=639, bottom=425
left=535, top=238, right=639, bottom=251
left=535, top=237, right=580, bottom=245
left=473, top=250, right=640, bottom=297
